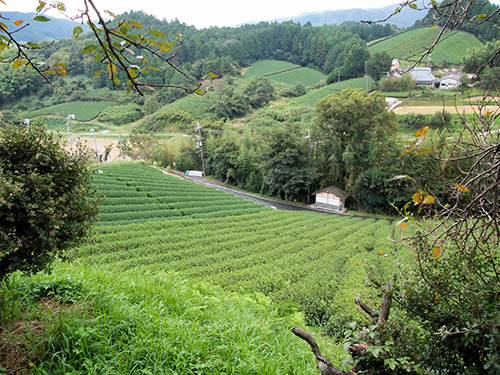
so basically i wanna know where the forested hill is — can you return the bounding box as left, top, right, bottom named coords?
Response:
left=414, top=0, right=500, bottom=41
left=0, top=10, right=398, bottom=107
left=0, top=12, right=89, bottom=42
left=276, top=3, right=428, bottom=29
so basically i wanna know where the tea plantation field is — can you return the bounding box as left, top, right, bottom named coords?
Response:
left=1, top=162, right=405, bottom=374
left=369, top=27, right=481, bottom=64
left=72, top=163, right=402, bottom=329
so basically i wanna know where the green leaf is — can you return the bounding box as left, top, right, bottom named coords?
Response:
left=104, top=10, right=116, bottom=18
left=27, top=42, right=40, bottom=49
left=130, top=19, right=143, bottom=28
left=12, top=59, right=24, bottom=68
left=55, top=2, right=66, bottom=11
left=119, top=21, right=130, bottom=35
left=36, top=1, right=47, bottom=12
left=149, top=29, right=166, bottom=38
left=409, top=3, right=417, bottom=9
left=193, top=89, right=204, bottom=95
left=477, top=13, right=486, bottom=20
left=93, top=70, right=104, bottom=77
left=208, top=72, right=219, bottom=78
left=73, top=26, right=83, bottom=38
left=33, top=15, right=51, bottom=22
left=82, top=45, right=99, bottom=54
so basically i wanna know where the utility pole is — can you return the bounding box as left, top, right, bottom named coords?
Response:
left=119, top=135, right=124, bottom=159
left=90, top=128, right=99, bottom=162
left=195, top=122, right=205, bottom=175
left=304, top=128, right=311, bottom=161
left=66, top=114, right=75, bottom=154
left=304, top=129, right=312, bottom=203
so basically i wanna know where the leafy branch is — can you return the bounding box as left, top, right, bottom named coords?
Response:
left=0, top=0, right=215, bottom=95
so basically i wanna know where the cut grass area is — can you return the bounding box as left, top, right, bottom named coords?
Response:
left=92, top=164, right=268, bottom=224
left=72, top=163, right=401, bottom=330
left=23, top=102, right=116, bottom=122
left=292, top=77, right=374, bottom=107
left=243, top=60, right=326, bottom=87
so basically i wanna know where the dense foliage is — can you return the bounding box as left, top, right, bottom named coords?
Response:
left=0, top=123, right=99, bottom=278
left=0, top=11, right=396, bottom=105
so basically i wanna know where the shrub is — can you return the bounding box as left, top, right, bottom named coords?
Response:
left=0, top=123, right=99, bottom=278
left=99, top=104, right=144, bottom=125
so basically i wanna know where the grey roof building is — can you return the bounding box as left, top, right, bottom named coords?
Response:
left=409, top=67, right=437, bottom=87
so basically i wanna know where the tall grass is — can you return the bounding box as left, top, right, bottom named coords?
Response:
left=0, top=264, right=346, bottom=374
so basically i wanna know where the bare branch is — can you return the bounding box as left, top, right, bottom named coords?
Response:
left=292, top=327, right=350, bottom=375
left=355, top=297, right=378, bottom=318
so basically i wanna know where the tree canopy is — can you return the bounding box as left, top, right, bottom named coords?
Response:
left=0, top=123, right=99, bottom=278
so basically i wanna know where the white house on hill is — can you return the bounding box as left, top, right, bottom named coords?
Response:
left=312, top=185, right=350, bottom=212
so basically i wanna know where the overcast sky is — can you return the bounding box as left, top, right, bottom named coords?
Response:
left=4, top=0, right=500, bottom=29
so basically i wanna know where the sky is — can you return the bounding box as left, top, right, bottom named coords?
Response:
left=4, top=0, right=500, bottom=29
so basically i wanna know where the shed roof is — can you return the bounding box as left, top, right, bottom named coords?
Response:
left=312, top=185, right=350, bottom=200
left=409, top=67, right=437, bottom=83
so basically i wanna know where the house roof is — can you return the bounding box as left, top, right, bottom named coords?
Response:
left=439, top=72, right=460, bottom=82
left=409, top=67, right=436, bottom=83
left=312, top=185, right=350, bottom=200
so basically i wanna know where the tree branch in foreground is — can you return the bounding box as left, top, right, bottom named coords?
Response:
left=291, top=327, right=350, bottom=375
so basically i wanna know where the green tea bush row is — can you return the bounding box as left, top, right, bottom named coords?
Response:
left=73, top=209, right=398, bottom=327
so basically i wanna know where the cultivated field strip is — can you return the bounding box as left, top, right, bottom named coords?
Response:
left=91, top=164, right=268, bottom=223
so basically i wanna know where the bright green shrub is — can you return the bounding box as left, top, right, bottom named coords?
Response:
left=98, top=103, right=144, bottom=125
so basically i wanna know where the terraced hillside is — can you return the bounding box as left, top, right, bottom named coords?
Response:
left=71, top=163, right=400, bottom=328
left=23, top=101, right=115, bottom=122
left=369, top=27, right=482, bottom=63
left=93, top=163, right=268, bottom=225
left=243, top=59, right=327, bottom=87
left=292, top=77, right=374, bottom=107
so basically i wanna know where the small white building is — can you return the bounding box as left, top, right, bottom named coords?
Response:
left=312, top=185, right=350, bottom=212
left=439, top=72, right=460, bottom=90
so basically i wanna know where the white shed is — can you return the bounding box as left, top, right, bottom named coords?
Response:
left=439, top=73, right=460, bottom=90
left=312, top=185, right=350, bottom=212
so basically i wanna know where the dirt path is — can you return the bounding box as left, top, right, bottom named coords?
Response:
left=394, top=105, right=499, bottom=115
left=62, top=136, right=129, bottom=162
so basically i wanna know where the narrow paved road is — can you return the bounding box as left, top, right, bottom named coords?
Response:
left=186, top=175, right=353, bottom=216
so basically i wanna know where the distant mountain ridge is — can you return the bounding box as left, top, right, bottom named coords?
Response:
left=274, top=4, right=428, bottom=29
left=0, top=12, right=89, bottom=42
